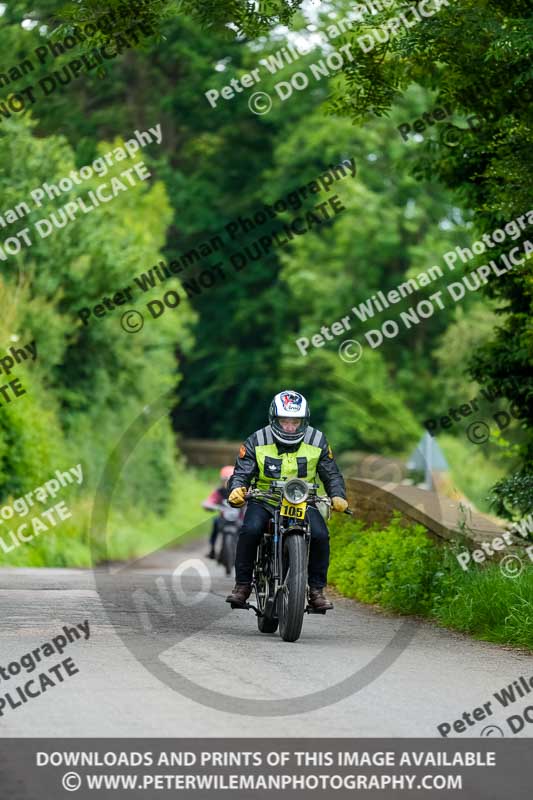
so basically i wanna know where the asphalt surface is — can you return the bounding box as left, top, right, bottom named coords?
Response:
left=1, top=538, right=532, bottom=738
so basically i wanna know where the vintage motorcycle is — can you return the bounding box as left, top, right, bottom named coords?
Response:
left=216, top=500, right=243, bottom=576
left=229, top=477, right=350, bottom=642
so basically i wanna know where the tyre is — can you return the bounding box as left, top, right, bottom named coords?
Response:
left=219, top=535, right=228, bottom=573
left=278, top=534, right=307, bottom=642
left=258, top=612, right=278, bottom=634
left=255, top=538, right=278, bottom=634
left=223, top=533, right=237, bottom=576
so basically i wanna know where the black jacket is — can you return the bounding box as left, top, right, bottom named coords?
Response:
left=229, top=425, right=346, bottom=499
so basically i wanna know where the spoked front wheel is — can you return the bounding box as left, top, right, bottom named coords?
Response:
left=278, top=534, right=307, bottom=642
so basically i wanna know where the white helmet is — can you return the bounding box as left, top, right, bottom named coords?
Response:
left=268, top=390, right=310, bottom=445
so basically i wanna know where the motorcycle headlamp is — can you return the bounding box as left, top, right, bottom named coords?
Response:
left=222, top=506, right=241, bottom=522
left=283, top=479, right=309, bottom=504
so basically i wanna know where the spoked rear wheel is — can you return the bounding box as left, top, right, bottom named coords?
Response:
left=278, top=534, right=307, bottom=642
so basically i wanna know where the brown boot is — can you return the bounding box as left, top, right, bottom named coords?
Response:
left=308, top=587, right=333, bottom=611
left=226, top=584, right=252, bottom=605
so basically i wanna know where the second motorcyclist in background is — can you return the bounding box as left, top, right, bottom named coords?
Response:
left=203, top=465, right=235, bottom=559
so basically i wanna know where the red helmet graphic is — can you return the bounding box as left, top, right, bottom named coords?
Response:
left=280, top=391, right=303, bottom=411
left=269, top=390, right=310, bottom=445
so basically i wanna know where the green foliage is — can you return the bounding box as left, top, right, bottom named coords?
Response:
left=329, top=512, right=533, bottom=649
left=431, top=303, right=502, bottom=406
left=437, top=435, right=506, bottom=514
left=325, top=0, right=533, bottom=470
left=0, top=374, right=64, bottom=497
left=0, top=270, right=66, bottom=496
left=94, top=464, right=216, bottom=564
left=279, top=348, right=421, bottom=454
left=58, top=0, right=304, bottom=33
left=489, top=472, right=533, bottom=519
left=174, top=62, right=473, bottom=441
left=173, top=0, right=303, bottom=36
left=1, top=0, right=529, bottom=563
left=0, top=111, right=196, bottom=562
left=432, top=564, right=533, bottom=648
left=328, top=512, right=440, bottom=613
left=4, top=0, right=512, bottom=473
left=0, top=467, right=214, bottom=567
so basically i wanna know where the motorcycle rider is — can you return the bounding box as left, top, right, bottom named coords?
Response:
left=225, top=390, right=348, bottom=611
left=203, top=465, right=235, bottom=559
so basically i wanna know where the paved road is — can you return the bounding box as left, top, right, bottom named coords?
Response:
left=1, top=539, right=531, bottom=738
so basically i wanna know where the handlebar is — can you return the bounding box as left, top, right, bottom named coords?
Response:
left=245, top=488, right=330, bottom=504
left=225, top=480, right=354, bottom=514
left=245, top=487, right=354, bottom=514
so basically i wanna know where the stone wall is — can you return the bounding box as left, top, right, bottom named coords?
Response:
left=344, top=478, right=527, bottom=552
left=179, top=438, right=242, bottom=468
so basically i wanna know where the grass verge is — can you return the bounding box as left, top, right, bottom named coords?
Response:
left=0, top=466, right=216, bottom=568
left=328, top=512, right=533, bottom=650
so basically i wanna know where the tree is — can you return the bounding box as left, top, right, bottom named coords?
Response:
left=324, top=0, right=533, bottom=474
left=0, top=114, right=195, bottom=509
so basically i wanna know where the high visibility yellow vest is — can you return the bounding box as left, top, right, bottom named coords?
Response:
left=255, top=440, right=322, bottom=492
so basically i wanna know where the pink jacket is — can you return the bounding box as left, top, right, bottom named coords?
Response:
left=202, top=488, right=225, bottom=511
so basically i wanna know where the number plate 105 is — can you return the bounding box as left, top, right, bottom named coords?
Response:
left=280, top=501, right=306, bottom=519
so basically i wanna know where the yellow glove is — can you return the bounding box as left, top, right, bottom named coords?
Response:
left=229, top=487, right=247, bottom=507
left=331, top=496, right=348, bottom=513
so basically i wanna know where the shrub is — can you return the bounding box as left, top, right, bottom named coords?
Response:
left=0, top=467, right=214, bottom=568
left=328, top=512, right=533, bottom=650
left=329, top=512, right=442, bottom=614
left=489, top=472, right=533, bottom=519
left=0, top=375, right=64, bottom=498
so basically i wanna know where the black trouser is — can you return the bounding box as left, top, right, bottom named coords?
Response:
left=234, top=502, right=330, bottom=588
left=209, top=517, right=221, bottom=547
